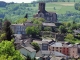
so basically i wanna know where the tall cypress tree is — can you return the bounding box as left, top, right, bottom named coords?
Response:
left=3, top=20, right=13, bottom=41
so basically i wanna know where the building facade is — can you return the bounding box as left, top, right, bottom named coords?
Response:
left=11, top=22, right=36, bottom=34
left=34, top=3, right=57, bottom=23
left=69, top=47, right=79, bottom=58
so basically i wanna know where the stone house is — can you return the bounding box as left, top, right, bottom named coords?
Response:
left=11, top=22, right=36, bottom=34
left=49, top=42, right=79, bottom=58
left=49, top=42, right=63, bottom=53
left=69, top=46, right=79, bottom=58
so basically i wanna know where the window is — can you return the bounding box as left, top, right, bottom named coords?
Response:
left=56, top=47, right=58, bottom=49
left=53, top=47, right=54, bottom=49
left=60, top=50, right=62, bottom=52
left=73, top=51, right=74, bottom=53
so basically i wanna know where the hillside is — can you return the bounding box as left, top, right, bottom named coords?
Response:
left=0, top=1, right=80, bottom=23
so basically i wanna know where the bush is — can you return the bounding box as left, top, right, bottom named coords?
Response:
left=31, top=42, right=40, bottom=52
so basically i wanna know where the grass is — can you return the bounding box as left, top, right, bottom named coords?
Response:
left=65, top=38, right=80, bottom=44
left=32, top=2, right=80, bottom=14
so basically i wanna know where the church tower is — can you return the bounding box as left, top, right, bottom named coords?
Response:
left=39, top=2, right=46, bottom=12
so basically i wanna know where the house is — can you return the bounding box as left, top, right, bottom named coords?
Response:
left=49, top=41, right=79, bottom=58
left=73, top=29, right=80, bottom=34
left=49, top=42, right=63, bottom=53
left=11, top=22, right=36, bottom=34
left=33, top=40, right=49, bottom=51
left=34, top=2, right=57, bottom=23
left=19, top=47, right=36, bottom=59
left=36, top=50, right=67, bottom=60
left=69, top=46, right=79, bottom=58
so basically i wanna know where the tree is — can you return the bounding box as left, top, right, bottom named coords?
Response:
left=0, top=33, right=6, bottom=41
left=31, top=42, right=40, bottom=52
left=16, top=18, right=27, bottom=24
left=32, top=18, right=45, bottom=25
left=3, top=20, right=13, bottom=41
left=0, top=40, right=25, bottom=60
left=59, top=25, right=67, bottom=33
left=25, top=26, right=40, bottom=38
left=65, top=34, right=74, bottom=40
left=44, top=26, right=52, bottom=31
left=24, top=14, right=28, bottom=18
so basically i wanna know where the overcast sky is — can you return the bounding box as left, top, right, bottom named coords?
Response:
left=0, top=0, right=37, bottom=3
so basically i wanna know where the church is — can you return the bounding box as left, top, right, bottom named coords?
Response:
left=34, top=2, right=57, bottom=23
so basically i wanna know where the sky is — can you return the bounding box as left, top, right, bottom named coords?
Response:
left=0, top=0, right=37, bottom=3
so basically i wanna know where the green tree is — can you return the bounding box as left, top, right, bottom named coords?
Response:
left=31, top=42, right=40, bottom=52
left=32, top=18, right=45, bottom=25
left=0, top=40, right=25, bottom=60
left=44, top=26, right=52, bottom=31
left=65, top=34, right=74, bottom=40
left=25, top=26, right=40, bottom=38
left=59, top=25, right=67, bottom=33
left=0, top=33, right=6, bottom=41
left=3, top=20, right=13, bottom=41
left=16, top=18, right=27, bottom=24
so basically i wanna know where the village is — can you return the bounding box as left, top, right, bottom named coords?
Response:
left=8, top=2, right=80, bottom=60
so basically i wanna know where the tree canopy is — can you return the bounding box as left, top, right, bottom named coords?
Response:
left=25, top=26, right=40, bottom=38
left=3, top=20, right=13, bottom=41
left=0, top=40, right=25, bottom=60
left=31, top=42, right=40, bottom=52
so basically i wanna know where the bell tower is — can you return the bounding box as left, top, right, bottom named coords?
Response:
left=39, top=2, right=45, bottom=12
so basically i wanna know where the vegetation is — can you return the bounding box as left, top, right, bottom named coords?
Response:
left=0, top=40, right=25, bottom=60
left=0, top=1, right=80, bottom=23
left=59, top=25, right=67, bottom=33
left=31, top=42, right=40, bottom=52
left=25, top=26, right=40, bottom=38
left=15, top=18, right=27, bottom=24
left=3, top=20, right=13, bottom=41
left=37, top=0, right=79, bottom=2
left=75, top=3, right=80, bottom=11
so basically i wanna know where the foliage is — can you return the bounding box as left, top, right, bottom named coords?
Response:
left=25, top=26, right=40, bottom=38
left=32, top=18, right=45, bottom=25
left=65, top=34, right=74, bottom=40
left=0, top=40, right=25, bottom=60
left=31, top=42, right=40, bottom=52
left=75, top=3, right=80, bottom=11
left=26, top=55, right=31, bottom=60
left=59, top=25, right=67, bottom=33
left=15, top=18, right=27, bottom=23
left=44, top=26, right=52, bottom=31
left=0, top=33, right=6, bottom=41
left=3, top=20, right=13, bottom=41
left=37, top=0, right=77, bottom=2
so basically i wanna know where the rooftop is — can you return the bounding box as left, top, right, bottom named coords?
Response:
left=51, top=42, right=63, bottom=47
left=24, top=47, right=36, bottom=52
left=42, top=23, right=56, bottom=27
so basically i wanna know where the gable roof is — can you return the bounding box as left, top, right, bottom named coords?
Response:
left=36, top=50, right=66, bottom=57
left=42, top=23, right=56, bottom=27
left=23, top=47, right=36, bottom=52
left=51, top=42, right=63, bottom=47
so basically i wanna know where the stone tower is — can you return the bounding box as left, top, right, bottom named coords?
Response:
left=39, top=2, right=46, bottom=12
